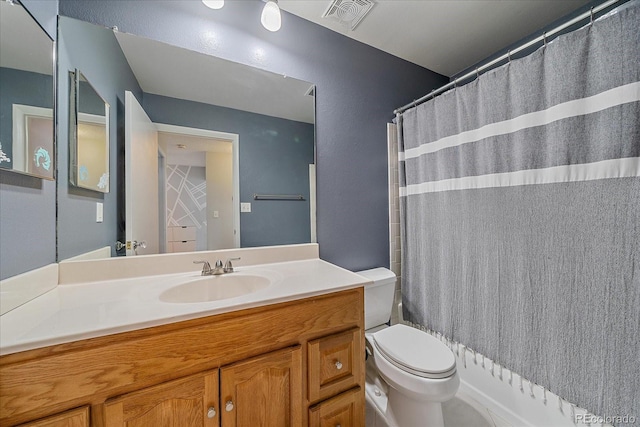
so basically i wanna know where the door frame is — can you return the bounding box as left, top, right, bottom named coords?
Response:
left=155, top=123, right=240, bottom=248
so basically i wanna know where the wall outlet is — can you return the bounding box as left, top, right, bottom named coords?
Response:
left=240, top=203, right=251, bottom=213
left=96, top=202, right=103, bottom=223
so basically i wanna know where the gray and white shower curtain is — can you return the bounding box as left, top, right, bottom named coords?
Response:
left=397, top=3, right=639, bottom=421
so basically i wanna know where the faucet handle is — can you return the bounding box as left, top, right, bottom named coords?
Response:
left=224, top=257, right=241, bottom=273
left=193, top=260, right=212, bottom=276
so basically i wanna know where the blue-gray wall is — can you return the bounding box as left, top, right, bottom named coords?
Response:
left=0, top=0, right=57, bottom=280
left=59, top=0, right=447, bottom=271
left=22, top=0, right=58, bottom=40
left=144, top=94, right=314, bottom=247
left=56, top=16, right=142, bottom=260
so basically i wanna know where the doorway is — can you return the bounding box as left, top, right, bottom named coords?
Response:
left=156, top=123, right=240, bottom=252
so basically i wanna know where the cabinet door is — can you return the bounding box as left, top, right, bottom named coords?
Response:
left=103, top=370, right=219, bottom=427
left=220, top=346, right=302, bottom=427
left=308, top=387, right=363, bottom=427
left=20, top=407, right=89, bottom=427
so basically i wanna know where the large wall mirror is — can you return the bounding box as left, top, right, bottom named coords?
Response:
left=0, top=0, right=55, bottom=180
left=57, top=17, right=315, bottom=259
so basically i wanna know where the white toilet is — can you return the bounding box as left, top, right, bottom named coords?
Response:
left=357, top=268, right=459, bottom=427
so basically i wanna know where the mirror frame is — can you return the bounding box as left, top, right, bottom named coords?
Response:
left=68, top=69, right=110, bottom=193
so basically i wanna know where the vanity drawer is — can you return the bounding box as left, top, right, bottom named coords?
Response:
left=170, top=226, right=196, bottom=241
left=308, top=328, right=362, bottom=403
left=308, top=387, right=363, bottom=427
left=168, top=240, right=197, bottom=253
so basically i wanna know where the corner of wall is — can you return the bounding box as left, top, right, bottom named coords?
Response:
left=387, top=123, right=402, bottom=325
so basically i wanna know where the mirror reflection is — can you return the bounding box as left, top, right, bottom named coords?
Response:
left=70, top=70, right=110, bottom=192
left=0, top=1, right=54, bottom=180
left=117, top=30, right=316, bottom=255
left=57, top=17, right=315, bottom=259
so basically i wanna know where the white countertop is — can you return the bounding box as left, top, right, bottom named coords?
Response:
left=0, top=258, right=369, bottom=355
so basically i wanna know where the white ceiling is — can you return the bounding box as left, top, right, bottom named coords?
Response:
left=0, top=1, right=53, bottom=75
left=115, top=32, right=315, bottom=124
left=279, top=0, right=591, bottom=77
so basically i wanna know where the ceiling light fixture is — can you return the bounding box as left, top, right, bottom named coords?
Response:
left=202, top=0, right=224, bottom=10
left=261, top=0, right=282, bottom=32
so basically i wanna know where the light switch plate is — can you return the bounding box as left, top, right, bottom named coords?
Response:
left=213, top=210, right=219, bottom=218
left=96, top=202, right=104, bottom=223
left=240, top=203, right=251, bottom=213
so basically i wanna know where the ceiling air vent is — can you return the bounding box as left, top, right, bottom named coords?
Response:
left=322, top=0, right=375, bottom=31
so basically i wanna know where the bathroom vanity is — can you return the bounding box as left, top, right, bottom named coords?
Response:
left=0, top=245, right=368, bottom=426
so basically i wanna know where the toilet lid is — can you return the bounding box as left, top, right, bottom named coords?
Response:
left=373, top=324, right=456, bottom=379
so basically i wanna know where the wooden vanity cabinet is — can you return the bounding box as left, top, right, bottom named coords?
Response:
left=103, top=369, right=219, bottom=426
left=19, top=407, right=90, bottom=427
left=0, top=288, right=364, bottom=426
left=220, top=346, right=302, bottom=426
left=308, top=388, right=364, bottom=427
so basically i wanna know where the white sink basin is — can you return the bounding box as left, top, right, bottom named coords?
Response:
left=160, top=273, right=272, bottom=303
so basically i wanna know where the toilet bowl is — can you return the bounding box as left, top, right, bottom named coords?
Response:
left=367, top=324, right=459, bottom=426
left=357, top=268, right=459, bottom=427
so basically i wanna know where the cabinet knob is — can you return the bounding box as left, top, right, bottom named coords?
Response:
left=207, top=407, right=216, bottom=418
left=335, top=361, right=343, bottom=370
left=225, top=400, right=234, bottom=412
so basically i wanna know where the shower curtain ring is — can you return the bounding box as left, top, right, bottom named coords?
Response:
left=508, top=50, right=511, bottom=63
left=543, top=32, right=547, bottom=47
left=476, top=68, right=480, bottom=79
left=590, top=7, right=594, bottom=25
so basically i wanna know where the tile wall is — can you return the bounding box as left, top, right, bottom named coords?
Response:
left=387, top=123, right=402, bottom=324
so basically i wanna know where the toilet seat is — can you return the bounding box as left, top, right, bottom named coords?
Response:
left=373, top=324, right=456, bottom=379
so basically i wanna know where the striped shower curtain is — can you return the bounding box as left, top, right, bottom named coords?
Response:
left=397, top=3, right=639, bottom=422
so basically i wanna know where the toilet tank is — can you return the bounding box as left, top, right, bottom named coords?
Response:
left=356, top=268, right=397, bottom=330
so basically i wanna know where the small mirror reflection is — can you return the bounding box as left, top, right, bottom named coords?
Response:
left=70, top=70, right=110, bottom=192
left=0, top=1, right=54, bottom=180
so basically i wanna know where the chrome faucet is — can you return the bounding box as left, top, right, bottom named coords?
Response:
left=194, top=257, right=241, bottom=276
left=224, top=257, right=241, bottom=273
left=193, top=260, right=213, bottom=276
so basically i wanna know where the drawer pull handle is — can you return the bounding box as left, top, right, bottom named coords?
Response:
left=335, top=361, right=343, bottom=370
left=225, top=400, right=234, bottom=412
left=207, top=407, right=216, bottom=418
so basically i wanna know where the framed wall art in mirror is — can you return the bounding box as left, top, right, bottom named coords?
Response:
left=69, top=70, right=110, bottom=193
left=0, top=0, right=55, bottom=180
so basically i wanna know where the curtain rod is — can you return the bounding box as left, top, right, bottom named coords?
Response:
left=394, top=0, right=620, bottom=115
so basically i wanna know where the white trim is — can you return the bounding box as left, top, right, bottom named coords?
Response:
left=77, top=112, right=107, bottom=125
left=399, top=82, right=640, bottom=161
left=309, top=164, right=317, bottom=243
left=400, top=157, right=640, bottom=196
left=154, top=123, right=241, bottom=248
left=11, top=104, right=53, bottom=172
